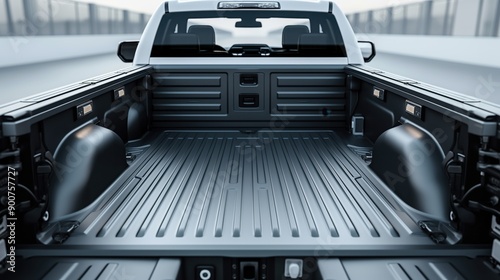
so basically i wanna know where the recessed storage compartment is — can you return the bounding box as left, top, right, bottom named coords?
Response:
left=233, top=72, right=265, bottom=114
left=240, top=73, right=258, bottom=85
left=239, top=94, right=259, bottom=107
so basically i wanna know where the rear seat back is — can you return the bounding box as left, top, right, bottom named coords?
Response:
left=188, top=25, right=216, bottom=51
left=298, top=34, right=333, bottom=52
left=166, top=33, right=200, bottom=53
left=282, top=25, right=309, bottom=50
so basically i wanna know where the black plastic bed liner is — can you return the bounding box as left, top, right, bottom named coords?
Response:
left=62, top=130, right=435, bottom=253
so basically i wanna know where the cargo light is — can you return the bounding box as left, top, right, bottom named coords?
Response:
left=217, top=1, right=280, bottom=9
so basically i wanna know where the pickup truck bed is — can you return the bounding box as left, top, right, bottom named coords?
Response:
left=63, top=130, right=432, bottom=253
left=3, top=1, right=500, bottom=278
left=3, top=63, right=497, bottom=278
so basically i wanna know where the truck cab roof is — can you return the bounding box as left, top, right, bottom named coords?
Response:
left=165, top=0, right=333, bottom=13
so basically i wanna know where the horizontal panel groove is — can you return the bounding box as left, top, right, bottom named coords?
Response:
left=154, top=76, right=222, bottom=87
left=154, top=104, right=222, bottom=111
left=277, top=76, right=345, bottom=87
left=153, top=91, right=222, bottom=99
left=277, top=91, right=345, bottom=99
left=269, top=114, right=347, bottom=120
left=277, top=103, right=345, bottom=111
left=153, top=113, right=228, bottom=117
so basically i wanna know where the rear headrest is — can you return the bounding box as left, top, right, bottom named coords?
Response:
left=188, top=25, right=216, bottom=50
left=298, top=34, right=334, bottom=52
left=165, top=33, right=200, bottom=53
left=282, top=25, right=309, bottom=49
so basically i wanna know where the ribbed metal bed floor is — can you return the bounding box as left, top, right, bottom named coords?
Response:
left=65, top=130, right=433, bottom=252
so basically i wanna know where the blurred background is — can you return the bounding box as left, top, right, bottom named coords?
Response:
left=0, top=0, right=499, bottom=104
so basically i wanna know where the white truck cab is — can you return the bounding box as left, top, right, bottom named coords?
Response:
left=125, top=0, right=370, bottom=66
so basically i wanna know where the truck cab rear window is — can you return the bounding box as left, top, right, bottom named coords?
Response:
left=151, top=11, right=347, bottom=57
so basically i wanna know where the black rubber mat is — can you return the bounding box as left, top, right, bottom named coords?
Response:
left=65, top=130, right=433, bottom=251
